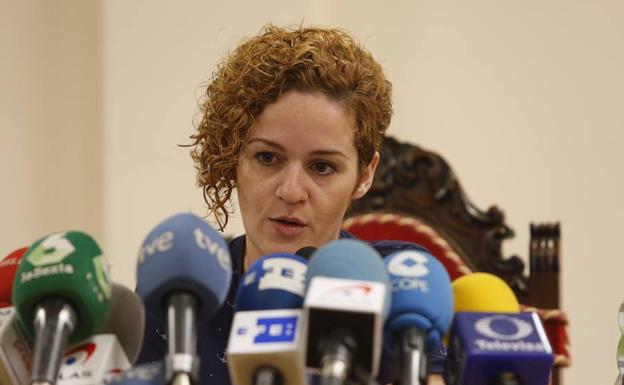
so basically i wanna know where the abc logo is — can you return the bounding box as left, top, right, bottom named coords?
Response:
left=475, top=315, right=534, bottom=341
left=387, top=250, right=430, bottom=278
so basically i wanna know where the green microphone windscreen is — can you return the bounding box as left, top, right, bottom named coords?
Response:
left=12, top=231, right=111, bottom=342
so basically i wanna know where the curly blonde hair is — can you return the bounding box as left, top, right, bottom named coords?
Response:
left=190, top=24, right=393, bottom=230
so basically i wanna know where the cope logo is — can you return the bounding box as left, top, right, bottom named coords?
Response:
left=474, top=315, right=534, bottom=341
left=63, top=342, right=96, bottom=365
left=387, top=250, right=431, bottom=293
left=387, top=250, right=430, bottom=277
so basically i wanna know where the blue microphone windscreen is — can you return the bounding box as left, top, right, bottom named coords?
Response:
left=235, top=253, right=307, bottom=311
left=136, top=212, right=232, bottom=322
left=305, top=239, right=391, bottom=319
left=384, top=249, right=454, bottom=352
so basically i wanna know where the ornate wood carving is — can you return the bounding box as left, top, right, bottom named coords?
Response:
left=349, top=136, right=529, bottom=300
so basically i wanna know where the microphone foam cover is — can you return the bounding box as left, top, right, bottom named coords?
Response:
left=384, top=249, right=454, bottom=352
left=136, top=212, right=232, bottom=322
left=452, top=272, right=520, bottom=313
left=0, top=247, right=27, bottom=304
left=99, top=282, right=145, bottom=363
left=12, top=231, right=111, bottom=342
left=305, top=239, right=391, bottom=319
left=235, top=253, right=307, bottom=311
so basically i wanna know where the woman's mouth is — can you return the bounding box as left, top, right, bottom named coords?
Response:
left=270, top=217, right=307, bottom=236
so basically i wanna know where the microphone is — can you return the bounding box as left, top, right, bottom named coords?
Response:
left=383, top=249, right=454, bottom=385
left=227, top=253, right=308, bottom=385
left=303, top=239, right=391, bottom=385
left=0, top=306, right=32, bottom=385
left=12, top=231, right=111, bottom=385
left=294, top=247, right=316, bottom=260
left=0, top=247, right=27, bottom=307
left=105, top=361, right=166, bottom=385
left=99, top=283, right=146, bottom=364
left=57, top=282, right=146, bottom=384
left=0, top=248, right=30, bottom=385
left=444, top=273, right=554, bottom=385
left=136, top=212, right=232, bottom=385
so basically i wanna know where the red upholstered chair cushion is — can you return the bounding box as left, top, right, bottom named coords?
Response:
left=343, top=213, right=571, bottom=367
left=343, top=213, right=472, bottom=280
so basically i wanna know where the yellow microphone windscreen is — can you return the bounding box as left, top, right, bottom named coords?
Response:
left=452, top=272, right=520, bottom=313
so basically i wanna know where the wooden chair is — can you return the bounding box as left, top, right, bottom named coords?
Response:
left=343, top=136, right=569, bottom=384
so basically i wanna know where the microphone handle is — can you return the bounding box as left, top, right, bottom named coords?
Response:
left=319, top=329, right=356, bottom=385
left=31, top=298, right=77, bottom=385
left=253, top=365, right=284, bottom=385
left=399, top=327, right=428, bottom=385
left=166, top=292, right=199, bottom=384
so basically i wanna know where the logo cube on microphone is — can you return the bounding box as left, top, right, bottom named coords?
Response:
left=227, top=309, right=306, bottom=385
left=445, top=312, right=554, bottom=385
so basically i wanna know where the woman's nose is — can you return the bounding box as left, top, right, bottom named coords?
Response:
left=275, top=166, right=308, bottom=204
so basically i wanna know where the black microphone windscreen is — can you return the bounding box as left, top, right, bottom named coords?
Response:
left=295, top=246, right=316, bottom=260
left=99, top=283, right=145, bottom=363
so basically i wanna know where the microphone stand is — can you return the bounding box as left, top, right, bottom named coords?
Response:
left=30, top=298, right=77, bottom=385
left=398, top=327, right=428, bottom=385
left=166, top=292, right=199, bottom=385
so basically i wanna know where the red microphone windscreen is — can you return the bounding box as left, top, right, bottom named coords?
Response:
left=0, top=247, right=28, bottom=305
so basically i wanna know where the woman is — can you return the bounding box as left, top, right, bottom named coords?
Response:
left=138, top=24, right=444, bottom=385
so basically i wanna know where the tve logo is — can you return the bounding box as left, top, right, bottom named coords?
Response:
left=138, top=231, right=174, bottom=263
left=254, top=316, right=298, bottom=343
left=194, top=228, right=231, bottom=271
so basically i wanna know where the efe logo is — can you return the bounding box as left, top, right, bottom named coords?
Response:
left=254, top=316, right=298, bottom=343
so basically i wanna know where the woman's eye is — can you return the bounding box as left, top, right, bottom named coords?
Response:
left=311, top=162, right=335, bottom=175
left=255, top=152, right=277, bottom=165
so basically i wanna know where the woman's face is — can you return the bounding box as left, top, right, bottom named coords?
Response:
left=236, top=90, right=379, bottom=266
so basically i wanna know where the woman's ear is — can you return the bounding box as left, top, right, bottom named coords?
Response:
left=352, top=151, right=380, bottom=199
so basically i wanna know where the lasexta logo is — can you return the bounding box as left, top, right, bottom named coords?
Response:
left=27, top=232, right=75, bottom=266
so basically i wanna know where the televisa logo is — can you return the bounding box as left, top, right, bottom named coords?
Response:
left=473, top=315, right=547, bottom=353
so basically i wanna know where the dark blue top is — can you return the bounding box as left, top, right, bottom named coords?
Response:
left=136, top=231, right=445, bottom=384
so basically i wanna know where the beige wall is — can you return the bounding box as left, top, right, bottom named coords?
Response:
left=3, top=1, right=624, bottom=384
left=0, top=1, right=102, bottom=249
